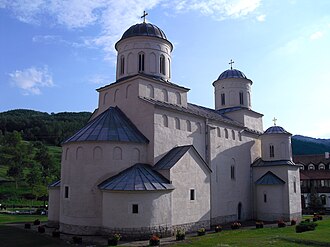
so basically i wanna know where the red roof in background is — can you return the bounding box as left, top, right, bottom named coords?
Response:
left=300, top=170, right=330, bottom=180
left=294, top=154, right=330, bottom=165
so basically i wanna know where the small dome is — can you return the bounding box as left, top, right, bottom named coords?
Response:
left=218, top=69, right=248, bottom=80
left=264, top=126, right=291, bottom=135
left=117, top=23, right=168, bottom=42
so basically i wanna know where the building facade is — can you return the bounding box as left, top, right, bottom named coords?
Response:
left=48, top=21, right=302, bottom=239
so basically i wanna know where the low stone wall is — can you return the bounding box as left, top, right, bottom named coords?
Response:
left=60, top=222, right=100, bottom=235
left=60, top=219, right=210, bottom=240
left=47, top=220, right=59, bottom=228
left=211, top=214, right=237, bottom=226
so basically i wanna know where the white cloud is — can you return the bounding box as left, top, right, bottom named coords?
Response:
left=310, top=31, right=323, bottom=40
left=171, top=0, right=261, bottom=20
left=89, top=74, right=112, bottom=85
left=1, top=0, right=261, bottom=59
left=256, top=14, right=266, bottom=22
left=9, top=66, right=54, bottom=95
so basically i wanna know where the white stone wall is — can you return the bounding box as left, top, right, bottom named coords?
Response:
left=261, top=134, right=292, bottom=161
left=102, top=191, right=172, bottom=229
left=224, top=110, right=263, bottom=133
left=115, top=36, right=172, bottom=81
left=169, top=149, right=211, bottom=228
left=48, top=187, right=60, bottom=224
left=253, top=166, right=301, bottom=221
left=59, top=141, right=147, bottom=232
left=213, top=78, right=252, bottom=110
left=153, top=108, right=206, bottom=163
left=209, top=122, right=261, bottom=224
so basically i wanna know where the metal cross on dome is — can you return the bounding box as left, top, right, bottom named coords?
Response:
left=141, top=11, right=148, bottom=23
left=272, top=117, right=278, bottom=126
left=229, top=59, right=234, bottom=70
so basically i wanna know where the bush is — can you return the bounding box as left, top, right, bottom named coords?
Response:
left=291, top=219, right=297, bottom=226
left=37, top=226, right=45, bottom=233
left=197, top=228, right=206, bottom=236
left=176, top=229, right=185, bottom=240
left=149, top=235, right=160, bottom=246
left=256, top=221, right=264, bottom=229
left=215, top=225, right=223, bottom=232
left=278, top=220, right=286, bottom=228
left=231, top=222, right=241, bottom=230
left=296, top=222, right=317, bottom=233
left=33, top=219, right=40, bottom=225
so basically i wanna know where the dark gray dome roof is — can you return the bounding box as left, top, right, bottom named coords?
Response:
left=264, top=126, right=291, bottom=135
left=117, top=23, right=169, bottom=43
left=218, top=69, right=248, bottom=80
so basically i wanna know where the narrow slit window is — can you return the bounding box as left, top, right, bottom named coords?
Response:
left=239, top=92, right=244, bottom=105
left=120, top=56, right=125, bottom=75
left=160, top=55, right=165, bottom=75
left=132, top=204, right=139, bottom=214
left=270, top=145, right=274, bottom=158
left=264, top=194, right=267, bottom=203
left=138, top=53, right=145, bottom=72
left=221, top=93, right=225, bottom=105
left=190, top=189, right=195, bottom=200
left=64, top=186, right=69, bottom=199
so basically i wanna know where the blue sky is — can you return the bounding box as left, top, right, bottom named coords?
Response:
left=0, top=0, right=329, bottom=138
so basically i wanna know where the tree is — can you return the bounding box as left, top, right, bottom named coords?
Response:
left=0, top=131, right=33, bottom=188
left=309, top=182, right=323, bottom=211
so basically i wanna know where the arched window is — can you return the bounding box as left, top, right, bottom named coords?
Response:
left=175, top=117, right=180, bottom=130
left=126, top=84, right=131, bottom=98
left=150, top=52, right=156, bottom=73
left=247, top=92, right=251, bottom=107
left=269, top=145, right=275, bottom=158
left=186, top=120, right=191, bottom=132
left=217, top=127, right=221, bottom=137
left=319, top=163, right=325, bottom=170
left=264, top=193, right=267, bottom=203
left=113, top=147, right=122, bottom=160
left=168, top=58, right=171, bottom=77
left=232, top=130, right=235, bottom=140
left=93, top=146, right=103, bottom=160
left=320, top=194, right=327, bottom=205
left=120, top=55, right=125, bottom=75
left=175, top=92, right=181, bottom=105
left=238, top=132, right=242, bottom=141
left=160, top=55, right=165, bottom=75
left=196, top=122, right=202, bottom=134
left=308, top=164, right=315, bottom=170
left=239, top=91, right=244, bottom=105
left=147, top=84, right=154, bottom=98
left=65, top=148, right=69, bottom=160
left=132, top=148, right=140, bottom=161
left=224, top=128, right=228, bottom=139
left=76, top=146, right=84, bottom=160
left=114, top=89, right=119, bottom=102
left=162, top=89, right=168, bottom=102
left=221, top=93, right=225, bottom=106
left=293, top=176, right=297, bottom=193
left=231, top=158, right=236, bottom=180
left=138, top=52, right=145, bottom=72
left=163, top=115, right=168, bottom=127
left=103, top=92, right=108, bottom=105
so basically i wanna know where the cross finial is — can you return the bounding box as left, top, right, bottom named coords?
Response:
left=141, top=11, right=148, bottom=23
left=229, top=59, right=234, bottom=70
left=272, top=117, right=278, bottom=126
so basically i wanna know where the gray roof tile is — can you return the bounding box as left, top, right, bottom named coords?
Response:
left=63, top=106, right=149, bottom=144
left=255, top=171, right=285, bottom=185
left=252, top=158, right=297, bottom=167
left=98, top=163, right=174, bottom=191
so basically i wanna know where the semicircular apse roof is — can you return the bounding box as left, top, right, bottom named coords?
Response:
left=264, top=126, right=291, bottom=135
left=63, top=106, right=149, bottom=144
left=218, top=69, right=248, bottom=80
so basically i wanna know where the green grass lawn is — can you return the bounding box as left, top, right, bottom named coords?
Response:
left=173, top=217, right=330, bottom=247
left=0, top=214, right=48, bottom=224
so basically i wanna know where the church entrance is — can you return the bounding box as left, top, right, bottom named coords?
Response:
left=237, top=202, right=242, bottom=220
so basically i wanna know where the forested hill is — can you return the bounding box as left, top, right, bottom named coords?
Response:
left=0, top=109, right=92, bottom=145
left=292, top=135, right=330, bottom=155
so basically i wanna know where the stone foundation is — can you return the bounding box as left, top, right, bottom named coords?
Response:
left=60, top=219, right=210, bottom=240
left=211, top=214, right=237, bottom=226
left=47, top=220, right=59, bottom=228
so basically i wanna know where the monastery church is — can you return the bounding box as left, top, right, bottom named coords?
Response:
left=48, top=19, right=302, bottom=239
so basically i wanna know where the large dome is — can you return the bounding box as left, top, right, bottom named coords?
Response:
left=218, top=69, right=248, bottom=80
left=117, top=23, right=169, bottom=43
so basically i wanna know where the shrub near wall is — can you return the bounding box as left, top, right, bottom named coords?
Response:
left=295, top=222, right=318, bottom=233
